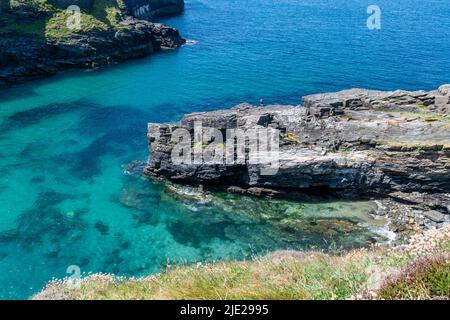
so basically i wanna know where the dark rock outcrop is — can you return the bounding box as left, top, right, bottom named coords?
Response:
left=146, top=86, right=450, bottom=229
left=0, top=1, right=185, bottom=87
left=0, top=18, right=184, bottom=87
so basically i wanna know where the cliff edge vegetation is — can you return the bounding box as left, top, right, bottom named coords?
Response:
left=1, top=1, right=126, bottom=39
left=0, top=0, right=185, bottom=87
left=34, top=225, right=450, bottom=300
left=0, top=0, right=184, bottom=38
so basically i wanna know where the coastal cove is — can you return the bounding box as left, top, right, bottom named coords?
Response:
left=0, top=0, right=450, bottom=300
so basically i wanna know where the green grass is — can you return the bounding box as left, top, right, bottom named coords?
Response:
left=91, top=0, right=125, bottom=27
left=33, top=226, right=450, bottom=300
left=36, top=252, right=379, bottom=300
left=0, top=0, right=127, bottom=40
left=438, top=240, right=450, bottom=252
left=32, top=251, right=418, bottom=300
left=44, top=10, right=110, bottom=40
left=10, top=0, right=54, bottom=12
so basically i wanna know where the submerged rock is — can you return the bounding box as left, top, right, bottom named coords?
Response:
left=159, top=182, right=391, bottom=250
left=94, top=221, right=110, bottom=235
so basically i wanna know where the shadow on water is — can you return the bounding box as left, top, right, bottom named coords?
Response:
left=0, top=191, right=85, bottom=250
left=58, top=104, right=153, bottom=180
left=2, top=99, right=153, bottom=181
left=77, top=104, right=151, bottom=138
left=0, top=85, right=39, bottom=104
left=0, top=99, right=94, bottom=135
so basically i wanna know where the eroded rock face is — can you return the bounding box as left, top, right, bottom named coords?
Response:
left=0, top=1, right=185, bottom=87
left=0, top=17, right=185, bottom=87
left=146, top=86, right=450, bottom=228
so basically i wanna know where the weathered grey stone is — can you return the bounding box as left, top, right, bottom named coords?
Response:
left=409, top=90, right=428, bottom=98
left=423, top=210, right=447, bottom=223
left=435, top=95, right=450, bottom=107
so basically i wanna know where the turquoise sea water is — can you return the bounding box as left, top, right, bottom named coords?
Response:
left=0, top=0, right=449, bottom=299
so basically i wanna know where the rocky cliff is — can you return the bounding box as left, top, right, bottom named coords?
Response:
left=0, top=0, right=185, bottom=87
left=146, top=85, right=450, bottom=231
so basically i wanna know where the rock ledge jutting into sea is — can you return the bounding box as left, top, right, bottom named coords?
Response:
left=0, top=0, right=185, bottom=87
left=146, top=85, right=450, bottom=233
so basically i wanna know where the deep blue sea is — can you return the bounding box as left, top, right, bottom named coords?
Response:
left=0, top=0, right=449, bottom=299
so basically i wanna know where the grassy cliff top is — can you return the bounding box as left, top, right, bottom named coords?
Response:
left=0, top=0, right=126, bottom=40
left=34, top=225, right=450, bottom=300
